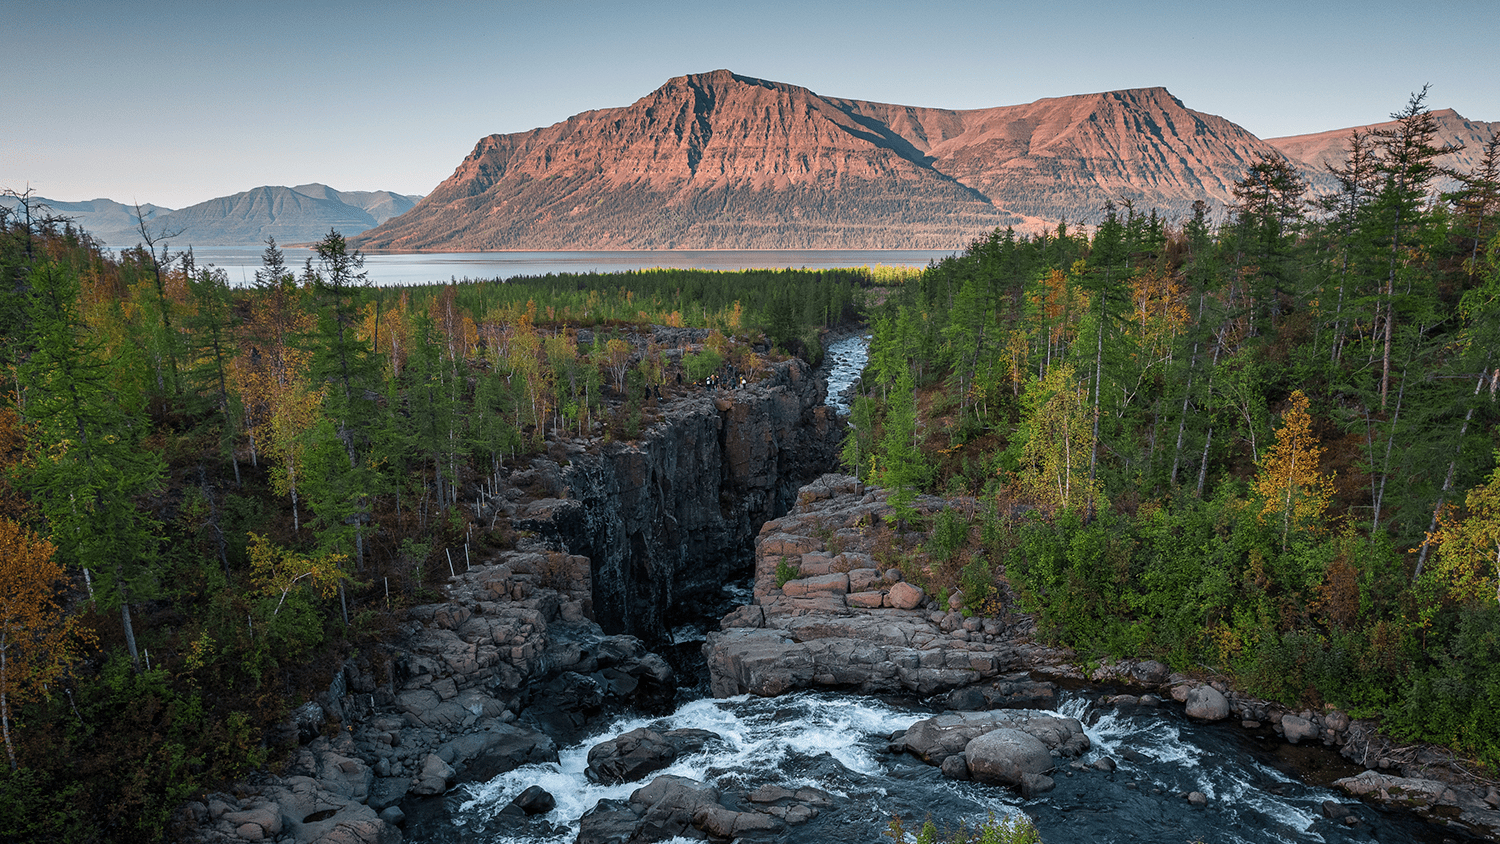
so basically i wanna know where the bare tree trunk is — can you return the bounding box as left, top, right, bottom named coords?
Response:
left=1, top=639, right=15, bottom=770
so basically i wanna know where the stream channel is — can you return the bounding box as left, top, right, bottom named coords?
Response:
left=408, top=335, right=1477, bottom=844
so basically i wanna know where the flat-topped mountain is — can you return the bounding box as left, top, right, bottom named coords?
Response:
left=352, top=71, right=1299, bottom=251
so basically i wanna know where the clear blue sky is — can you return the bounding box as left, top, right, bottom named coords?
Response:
left=5, top=0, right=1495, bottom=209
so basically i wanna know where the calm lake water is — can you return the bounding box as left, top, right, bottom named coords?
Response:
left=185, top=248, right=958, bottom=287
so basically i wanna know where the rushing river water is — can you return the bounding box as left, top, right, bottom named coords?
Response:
left=820, top=334, right=871, bottom=416
left=406, top=334, right=1474, bottom=844
left=411, top=689, right=1470, bottom=844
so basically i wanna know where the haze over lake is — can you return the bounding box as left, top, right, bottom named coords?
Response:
left=186, top=248, right=957, bottom=287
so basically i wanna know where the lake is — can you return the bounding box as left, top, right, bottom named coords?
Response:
left=184, top=248, right=959, bottom=287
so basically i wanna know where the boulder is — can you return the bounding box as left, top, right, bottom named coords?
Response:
left=1130, top=660, right=1170, bottom=686
left=630, top=775, right=722, bottom=842
left=1281, top=715, right=1318, bottom=744
left=512, top=785, right=556, bottom=815
left=1184, top=685, right=1229, bottom=721
left=888, top=582, right=925, bottom=610
left=587, top=728, right=679, bottom=784
left=576, top=799, right=643, bottom=844
left=965, top=729, right=1054, bottom=786
left=940, top=753, right=970, bottom=780
left=901, top=711, right=1089, bottom=765
left=1018, top=773, right=1055, bottom=798
left=693, top=804, right=780, bottom=837
left=409, top=753, right=455, bottom=796
left=450, top=722, right=558, bottom=782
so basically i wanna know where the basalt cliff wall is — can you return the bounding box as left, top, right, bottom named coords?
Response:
left=517, top=357, right=841, bottom=642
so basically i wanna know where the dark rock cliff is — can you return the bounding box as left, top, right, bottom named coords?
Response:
left=517, top=358, right=841, bottom=642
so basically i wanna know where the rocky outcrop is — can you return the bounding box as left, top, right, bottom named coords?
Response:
left=585, top=727, right=719, bottom=784
left=705, top=475, right=1072, bottom=698
left=1335, top=771, right=1500, bottom=838
left=520, top=357, right=840, bottom=643
left=889, top=710, right=1087, bottom=796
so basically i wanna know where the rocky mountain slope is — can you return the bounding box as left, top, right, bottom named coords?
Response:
left=1267, top=108, right=1498, bottom=177
left=352, top=71, right=1304, bottom=251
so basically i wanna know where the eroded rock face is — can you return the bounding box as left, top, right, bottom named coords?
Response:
left=525, top=358, right=839, bottom=643
left=352, top=70, right=1320, bottom=252
left=1334, top=770, right=1500, bottom=837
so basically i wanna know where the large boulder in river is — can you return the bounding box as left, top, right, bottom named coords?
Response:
left=587, top=728, right=679, bottom=784
left=900, top=710, right=1089, bottom=765
left=1184, top=686, right=1229, bottom=721
left=631, top=775, right=722, bottom=842
left=965, top=728, right=1055, bottom=786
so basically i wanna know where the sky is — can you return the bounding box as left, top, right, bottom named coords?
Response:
left=5, top=0, right=1496, bottom=210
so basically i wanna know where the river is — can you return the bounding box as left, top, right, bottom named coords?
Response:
left=404, top=687, right=1478, bottom=844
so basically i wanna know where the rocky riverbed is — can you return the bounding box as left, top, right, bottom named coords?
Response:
left=702, top=474, right=1500, bottom=842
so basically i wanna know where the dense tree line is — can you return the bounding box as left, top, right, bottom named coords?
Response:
left=852, top=92, right=1500, bottom=768
left=0, top=198, right=863, bottom=841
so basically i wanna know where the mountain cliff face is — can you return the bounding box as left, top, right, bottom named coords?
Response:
left=352, top=72, right=1297, bottom=251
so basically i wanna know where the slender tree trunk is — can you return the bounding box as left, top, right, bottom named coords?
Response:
left=1196, top=427, right=1213, bottom=498
left=118, top=565, right=140, bottom=672
left=1371, top=378, right=1405, bottom=534
left=1414, top=367, right=1490, bottom=580
left=1, top=640, right=15, bottom=770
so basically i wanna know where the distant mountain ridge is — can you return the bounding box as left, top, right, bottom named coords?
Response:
left=1267, top=108, right=1499, bottom=179
left=1, top=184, right=422, bottom=249
left=353, top=71, right=1393, bottom=252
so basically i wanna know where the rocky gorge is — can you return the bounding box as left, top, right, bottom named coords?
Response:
left=177, top=353, right=839, bottom=844
left=177, top=340, right=1500, bottom=844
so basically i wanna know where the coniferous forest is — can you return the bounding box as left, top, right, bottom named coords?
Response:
left=850, top=94, right=1500, bottom=772
left=0, top=91, right=1497, bottom=841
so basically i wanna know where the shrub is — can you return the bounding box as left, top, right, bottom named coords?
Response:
left=775, top=556, right=801, bottom=588
left=928, top=507, right=969, bottom=562
left=886, top=812, right=1042, bottom=844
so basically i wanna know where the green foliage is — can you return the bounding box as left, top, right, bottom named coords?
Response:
left=927, top=507, right=970, bottom=562
left=684, top=347, right=724, bottom=382
left=775, top=555, right=801, bottom=588
left=886, top=813, right=1042, bottom=844
left=960, top=558, right=997, bottom=617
